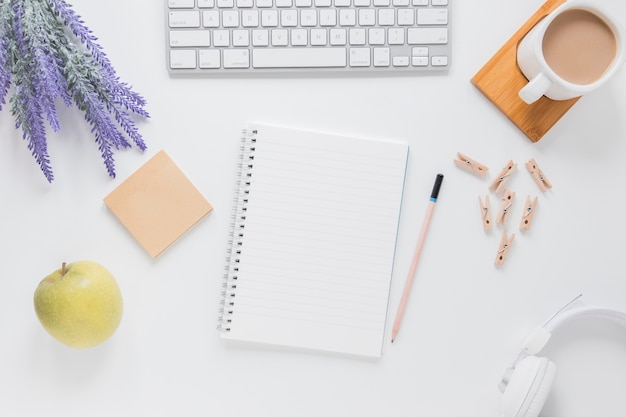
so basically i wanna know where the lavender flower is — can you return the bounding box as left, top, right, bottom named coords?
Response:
left=0, top=0, right=149, bottom=182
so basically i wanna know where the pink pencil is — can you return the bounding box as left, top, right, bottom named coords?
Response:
left=391, top=174, right=444, bottom=343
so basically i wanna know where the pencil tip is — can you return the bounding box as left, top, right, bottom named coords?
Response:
left=391, top=338, right=395, bottom=343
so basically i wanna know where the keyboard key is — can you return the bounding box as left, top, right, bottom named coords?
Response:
left=329, top=28, right=347, bottom=45
left=291, top=29, right=308, bottom=45
left=233, top=29, right=251, bottom=46
left=253, top=48, right=347, bottom=67
left=368, top=28, right=385, bottom=45
left=242, top=10, right=260, bottom=26
left=388, top=28, right=404, bottom=44
left=170, top=49, right=197, bottom=68
left=198, top=0, right=215, bottom=8
left=262, top=10, right=279, bottom=26
left=373, top=47, right=390, bottom=66
left=417, top=9, right=448, bottom=25
left=431, top=55, right=448, bottom=66
left=412, top=46, right=428, bottom=56
left=378, top=9, right=394, bottom=26
left=349, top=48, right=370, bottom=66
left=311, top=29, right=327, bottom=45
left=169, top=30, right=211, bottom=47
left=301, top=9, right=317, bottom=26
left=169, top=0, right=195, bottom=8
left=407, top=27, right=447, bottom=44
left=223, top=10, right=240, bottom=27
left=349, top=28, right=366, bottom=45
left=358, top=9, right=375, bottom=26
left=397, top=8, right=414, bottom=25
left=271, top=29, right=289, bottom=45
left=392, top=56, right=409, bottom=66
left=319, top=9, right=337, bottom=26
left=169, top=11, right=201, bottom=28
left=214, top=29, right=231, bottom=46
left=281, top=10, right=298, bottom=26
left=252, top=29, right=269, bottom=45
left=224, top=49, right=251, bottom=68
left=412, top=56, right=428, bottom=66
left=203, top=11, right=220, bottom=27
left=339, top=9, right=356, bottom=26
left=199, top=50, right=221, bottom=68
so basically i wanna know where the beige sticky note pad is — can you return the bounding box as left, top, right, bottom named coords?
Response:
left=104, top=150, right=213, bottom=258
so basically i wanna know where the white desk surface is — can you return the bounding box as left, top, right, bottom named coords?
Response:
left=1, top=1, right=626, bottom=416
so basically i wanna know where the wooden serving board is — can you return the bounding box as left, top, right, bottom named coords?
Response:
left=471, top=0, right=579, bottom=142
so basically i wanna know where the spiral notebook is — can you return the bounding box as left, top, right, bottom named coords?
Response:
left=219, top=123, right=409, bottom=357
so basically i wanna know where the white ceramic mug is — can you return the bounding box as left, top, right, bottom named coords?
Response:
left=517, top=1, right=624, bottom=104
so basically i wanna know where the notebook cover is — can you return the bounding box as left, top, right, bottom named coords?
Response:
left=104, top=150, right=213, bottom=258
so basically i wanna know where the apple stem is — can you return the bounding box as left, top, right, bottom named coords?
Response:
left=61, top=262, right=67, bottom=276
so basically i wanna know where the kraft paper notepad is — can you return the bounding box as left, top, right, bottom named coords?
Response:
left=104, top=150, right=213, bottom=258
left=218, top=123, right=409, bottom=357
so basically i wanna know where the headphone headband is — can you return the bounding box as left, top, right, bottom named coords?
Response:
left=546, top=306, right=626, bottom=332
left=524, top=306, right=626, bottom=356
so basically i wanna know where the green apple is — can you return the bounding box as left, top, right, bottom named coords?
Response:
left=34, top=260, right=123, bottom=349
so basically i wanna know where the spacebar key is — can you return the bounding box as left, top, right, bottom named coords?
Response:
left=253, top=48, right=347, bottom=68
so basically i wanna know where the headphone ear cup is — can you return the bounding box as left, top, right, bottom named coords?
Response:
left=501, top=356, right=557, bottom=417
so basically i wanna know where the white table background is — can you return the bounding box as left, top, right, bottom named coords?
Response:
left=1, top=1, right=626, bottom=416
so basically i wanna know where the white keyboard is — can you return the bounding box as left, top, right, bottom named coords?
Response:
left=166, top=0, right=450, bottom=73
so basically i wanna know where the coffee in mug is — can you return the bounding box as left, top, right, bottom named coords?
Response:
left=542, top=9, right=616, bottom=85
left=517, top=2, right=624, bottom=104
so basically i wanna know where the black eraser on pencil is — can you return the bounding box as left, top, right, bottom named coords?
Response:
left=430, top=174, right=444, bottom=201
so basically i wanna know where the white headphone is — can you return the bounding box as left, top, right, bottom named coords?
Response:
left=499, top=297, right=626, bottom=417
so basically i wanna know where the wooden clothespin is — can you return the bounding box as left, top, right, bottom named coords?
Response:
left=489, top=160, right=516, bottom=194
left=478, top=194, right=492, bottom=231
left=495, top=229, right=515, bottom=267
left=526, top=158, right=552, bottom=192
left=519, top=196, right=538, bottom=231
left=454, top=152, right=489, bottom=176
left=496, top=189, right=515, bottom=226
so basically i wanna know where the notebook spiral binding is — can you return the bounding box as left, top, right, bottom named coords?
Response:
left=218, top=129, right=257, bottom=333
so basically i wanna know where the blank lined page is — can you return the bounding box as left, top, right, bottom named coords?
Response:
left=220, top=123, right=409, bottom=357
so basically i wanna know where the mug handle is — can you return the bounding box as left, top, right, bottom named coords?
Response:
left=519, top=72, right=552, bottom=104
